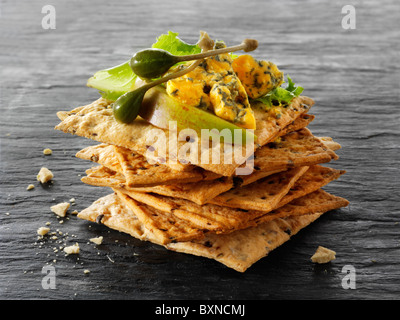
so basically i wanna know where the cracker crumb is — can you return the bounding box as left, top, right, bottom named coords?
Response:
left=50, top=202, right=70, bottom=217
left=311, top=246, right=336, bottom=264
left=37, top=227, right=50, bottom=236
left=83, top=269, right=90, bottom=274
left=43, top=148, right=52, bottom=155
left=27, top=184, right=35, bottom=190
left=89, top=236, right=103, bottom=245
left=37, top=167, right=53, bottom=183
left=64, top=243, right=80, bottom=255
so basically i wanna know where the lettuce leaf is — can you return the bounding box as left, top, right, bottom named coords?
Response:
left=87, top=61, right=136, bottom=101
left=87, top=31, right=200, bottom=101
left=151, top=31, right=201, bottom=56
left=255, top=75, right=304, bottom=108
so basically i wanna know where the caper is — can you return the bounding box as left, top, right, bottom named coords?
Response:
left=114, top=35, right=259, bottom=123
left=129, top=49, right=179, bottom=79
left=113, top=59, right=204, bottom=123
left=130, top=38, right=258, bottom=79
left=112, top=88, right=146, bottom=123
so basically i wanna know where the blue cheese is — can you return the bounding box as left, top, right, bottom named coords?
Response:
left=166, top=45, right=256, bottom=129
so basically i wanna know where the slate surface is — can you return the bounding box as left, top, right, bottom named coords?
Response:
left=0, top=0, right=399, bottom=300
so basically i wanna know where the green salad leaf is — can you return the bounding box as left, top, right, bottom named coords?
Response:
left=87, top=61, right=136, bottom=101
left=151, top=31, right=201, bottom=56
left=255, top=75, right=304, bottom=108
left=87, top=31, right=200, bottom=101
left=285, top=75, right=304, bottom=96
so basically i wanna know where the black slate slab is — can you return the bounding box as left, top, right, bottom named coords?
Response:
left=1, top=0, right=399, bottom=301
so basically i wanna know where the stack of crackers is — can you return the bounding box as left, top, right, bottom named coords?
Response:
left=55, top=95, right=349, bottom=272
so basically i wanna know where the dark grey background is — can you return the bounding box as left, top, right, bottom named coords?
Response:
left=1, top=0, right=399, bottom=300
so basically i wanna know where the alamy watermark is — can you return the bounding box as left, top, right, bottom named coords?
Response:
left=143, top=121, right=255, bottom=175
left=342, top=5, right=356, bottom=30
left=41, top=265, right=56, bottom=289
left=41, top=5, right=56, bottom=30
left=341, top=264, right=356, bottom=289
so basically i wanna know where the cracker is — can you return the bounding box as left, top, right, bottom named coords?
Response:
left=113, top=166, right=308, bottom=233
left=253, top=189, right=349, bottom=225
left=77, top=192, right=161, bottom=243
left=80, top=144, right=342, bottom=206
left=317, top=136, right=342, bottom=151
left=77, top=143, right=193, bottom=173
left=81, top=166, right=126, bottom=189
left=231, top=114, right=316, bottom=186
left=208, top=166, right=309, bottom=211
left=76, top=144, right=123, bottom=173
left=55, top=96, right=314, bottom=176
left=116, top=190, right=204, bottom=244
left=76, top=144, right=214, bottom=187
left=168, top=212, right=325, bottom=272
left=55, top=98, right=247, bottom=176
left=277, top=113, right=315, bottom=138
left=114, top=187, right=266, bottom=234
left=82, top=165, right=233, bottom=205
left=79, top=128, right=339, bottom=206
left=237, top=169, right=284, bottom=187
left=78, top=192, right=333, bottom=272
left=128, top=177, right=233, bottom=205
left=250, top=128, right=338, bottom=174
left=112, top=164, right=347, bottom=234
left=277, top=165, right=346, bottom=208
left=251, top=96, right=314, bottom=146
left=210, top=165, right=344, bottom=211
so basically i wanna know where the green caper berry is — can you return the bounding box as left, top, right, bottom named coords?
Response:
left=113, top=88, right=146, bottom=123
left=129, top=49, right=179, bottom=79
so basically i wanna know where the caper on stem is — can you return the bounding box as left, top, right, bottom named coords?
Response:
left=113, top=59, right=204, bottom=123
left=114, top=34, right=258, bottom=123
left=130, top=38, right=258, bottom=79
left=177, top=38, right=258, bottom=60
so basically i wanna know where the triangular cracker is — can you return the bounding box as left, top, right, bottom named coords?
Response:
left=251, top=97, right=314, bottom=146
left=114, top=187, right=266, bottom=234
left=112, top=167, right=308, bottom=234
left=317, top=136, right=342, bottom=151
left=116, top=190, right=204, bottom=244
left=250, top=127, right=338, bottom=173
left=78, top=190, right=348, bottom=272
left=277, top=165, right=346, bottom=208
left=252, top=189, right=350, bottom=225
left=168, top=212, right=324, bottom=272
left=277, top=113, right=315, bottom=138
left=55, top=96, right=314, bottom=176
left=209, top=165, right=345, bottom=211
left=111, top=164, right=346, bottom=234
left=208, top=166, right=309, bottom=211
left=76, top=144, right=217, bottom=187
left=82, top=165, right=233, bottom=205
left=77, top=192, right=160, bottom=243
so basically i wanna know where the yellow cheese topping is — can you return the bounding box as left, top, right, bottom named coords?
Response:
left=166, top=43, right=256, bottom=129
left=231, top=54, right=284, bottom=99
